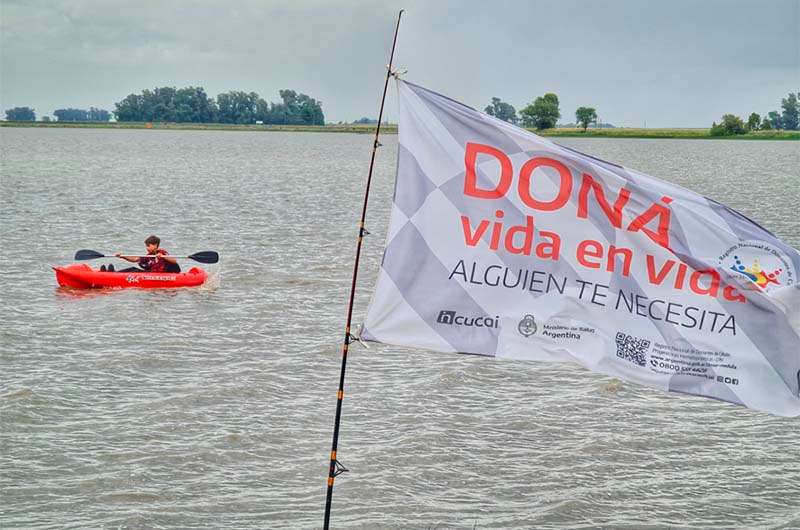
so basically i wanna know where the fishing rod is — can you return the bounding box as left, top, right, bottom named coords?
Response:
left=323, top=9, right=404, bottom=529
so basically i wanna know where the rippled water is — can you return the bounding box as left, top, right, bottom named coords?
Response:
left=1, top=128, right=798, bottom=529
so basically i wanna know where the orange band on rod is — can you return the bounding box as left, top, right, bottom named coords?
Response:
left=337, top=390, right=344, bottom=400
left=328, top=477, right=334, bottom=486
left=331, top=451, right=337, bottom=460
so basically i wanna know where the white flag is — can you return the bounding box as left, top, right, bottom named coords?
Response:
left=361, top=79, right=800, bottom=417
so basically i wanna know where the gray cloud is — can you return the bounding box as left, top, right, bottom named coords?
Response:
left=1, top=0, right=797, bottom=126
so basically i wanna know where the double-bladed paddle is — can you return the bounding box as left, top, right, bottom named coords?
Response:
left=74, top=249, right=219, bottom=264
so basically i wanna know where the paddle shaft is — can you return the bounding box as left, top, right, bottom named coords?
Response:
left=114, top=255, right=194, bottom=259
left=75, top=249, right=218, bottom=264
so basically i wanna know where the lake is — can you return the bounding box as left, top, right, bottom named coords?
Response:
left=1, top=127, right=799, bottom=529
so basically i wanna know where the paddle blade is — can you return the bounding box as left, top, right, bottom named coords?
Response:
left=188, top=251, right=219, bottom=264
left=74, top=249, right=105, bottom=260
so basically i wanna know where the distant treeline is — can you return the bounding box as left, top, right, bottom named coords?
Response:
left=7, top=90, right=798, bottom=133
left=711, top=92, right=799, bottom=136
left=4, top=107, right=37, bottom=121
left=4, top=106, right=112, bottom=122
left=54, top=108, right=111, bottom=122
left=4, top=86, right=324, bottom=125
left=482, top=94, right=606, bottom=131
left=114, top=86, right=324, bottom=125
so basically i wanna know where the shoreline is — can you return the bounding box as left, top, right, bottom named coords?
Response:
left=2, top=121, right=797, bottom=140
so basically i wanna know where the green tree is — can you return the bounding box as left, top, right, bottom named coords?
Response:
left=760, top=116, right=772, bottom=130
left=41, top=116, right=51, bottom=122
left=266, top=89, right=324, bottom=125
left=519, top=93, right=560, bottom=130
left=767, top=110, right=782, bottom=130
left=114, top=86, right=323, bottom=125
left=268, top=90, right=297, bottom=124
left=575, top=106, right=597, bottom=131
left=217, top=91, right=259, bottom=124
left=173, top=87, right=216, bottom=122
left=484, top=97, right=518, bottom=124
left=115, top=94, right=144, bottom=121
left=5, top=107, right=35, bottom=121
left=296, top=93, right=325, bottom=125
left=115, top=86, right=215, bottom=122
left=87, top=108, right=111, bottom=121
left=710, top=114, right=746, bottom=136
left=255, top=97, right=272, bottom=123
left=52, top=108, right=109, bottom=122
left=115, top=87, right=176, bottom=121
left=723, top=114, right=746, bottom=134
left=147, top=87, right=177, bottom=121
left=780, top=92, right=799, bottom=130
left=54, top=108, right=88, bottom=121
left=746, top=112, right=761, bottom=131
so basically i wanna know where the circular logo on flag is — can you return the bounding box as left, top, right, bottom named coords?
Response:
left=518, top=314, right=537, bottom=337
left=718, top=240, right=796, bottom=294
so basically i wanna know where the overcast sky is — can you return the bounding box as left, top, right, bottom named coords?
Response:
left=1, top=0, right=797, bottom=127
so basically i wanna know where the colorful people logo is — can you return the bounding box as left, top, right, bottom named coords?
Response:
left=730, top=255, right=782, bottom=290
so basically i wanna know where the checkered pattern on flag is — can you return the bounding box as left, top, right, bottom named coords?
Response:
left=361, top=79, right=800, bottom=417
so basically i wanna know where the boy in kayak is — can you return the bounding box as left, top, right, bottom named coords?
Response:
left=111, top=235, right=181, bottom=273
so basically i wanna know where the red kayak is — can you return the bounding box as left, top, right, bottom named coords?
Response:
left=53, top=264, right=208, bottom=289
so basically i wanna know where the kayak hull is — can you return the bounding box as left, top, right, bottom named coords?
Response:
left=54, top=264, right=208, bottom=289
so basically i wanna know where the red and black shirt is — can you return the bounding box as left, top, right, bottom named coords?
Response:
left=138, top=250, right=172, bottom=272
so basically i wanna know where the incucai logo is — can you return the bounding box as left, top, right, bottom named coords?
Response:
left=437, top=310, right=457, bottom=324
left=436, top=310, right=499, bottom=328
left=517, top=314, right=537, bottom=337
left=719, top=240, right=796, bottom=293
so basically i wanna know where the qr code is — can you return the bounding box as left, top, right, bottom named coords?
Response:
left=615, top=332, right=650, bottom=366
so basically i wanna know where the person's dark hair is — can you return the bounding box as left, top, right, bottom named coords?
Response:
left=144, top=235, right=160, bottom=247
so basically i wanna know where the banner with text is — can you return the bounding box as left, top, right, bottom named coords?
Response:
left=361, top=79, right=800, bottom=417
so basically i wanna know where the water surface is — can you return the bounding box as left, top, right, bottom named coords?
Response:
left=1, top=128, right=799, bottom=529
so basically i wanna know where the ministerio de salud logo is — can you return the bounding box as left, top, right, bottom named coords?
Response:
left=517, top=314, right=537, bottom=337
left=718, top=240, right=796, bottom=294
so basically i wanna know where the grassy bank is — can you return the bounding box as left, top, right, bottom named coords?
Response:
left=538, top=127, right=798, bottom=140
left=0, top=120, right=383, bottom=134
left=2, top=120, right=798, bottom=140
